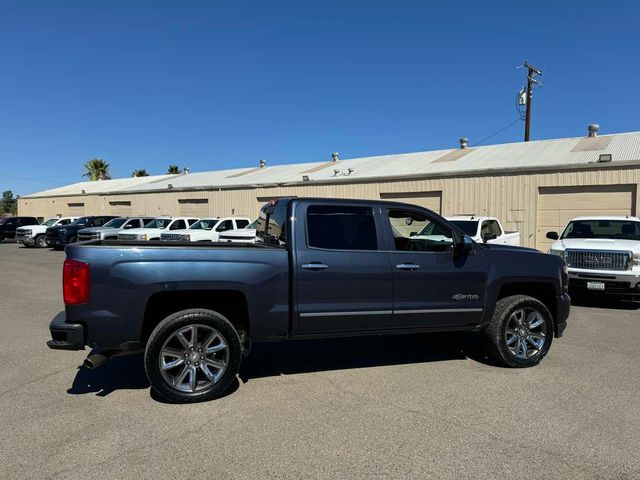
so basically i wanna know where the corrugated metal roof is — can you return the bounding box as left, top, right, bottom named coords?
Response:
left=23, top=174, right=179, bottom=198
left=23, top=131, right=640, bottom=198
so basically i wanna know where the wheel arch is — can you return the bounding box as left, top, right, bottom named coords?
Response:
left=141, top=290, right=250, bottom=348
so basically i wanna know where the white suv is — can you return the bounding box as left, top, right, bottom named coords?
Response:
left=547, top=216, right=640, bottom=299
left=16, top=217, right=78, bottom=248
left=118, top=217, right=200, bottom=241
left=160, top=217, right=251, bottom=242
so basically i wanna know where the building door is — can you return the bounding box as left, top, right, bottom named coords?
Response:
left=178, top=198, right=209, bottom=217
left=536, top=185, right=636, bottom=251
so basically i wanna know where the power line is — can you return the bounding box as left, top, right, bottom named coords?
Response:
left=472, top=117, right=522, bottom=147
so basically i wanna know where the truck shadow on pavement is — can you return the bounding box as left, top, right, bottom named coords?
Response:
left=66, top=332, right=493, bottom=400
left=570, top=295, right=640, bottom=310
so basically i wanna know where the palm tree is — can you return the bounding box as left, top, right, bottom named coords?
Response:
left=83, top=158, right=111, bottom=181
left=132, top=169, right=149, bottom=177
left=167, top=165, right=181, bottom=174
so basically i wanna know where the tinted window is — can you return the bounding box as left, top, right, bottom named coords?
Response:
left=170, top=220, right=186, bottom=230
left=73, top=217, right=91, bottom=226
left=236, top=219, right=250, bottom=229
left=561, top=220, right=640, bottom=240
left=216, top=220, right=234, bottom=232
left=307, top=205, right=377, bottom=251
left=58, top=219, right=71, bottom=225
left=188, top=219, right=199, bottom=226
left=393, top=210, right=454, bottom=252
left=257, top=202, right=287, bottom=246
left=449, top=220, right=478, bottom=236
left=481, top=220, right=501, bottom=240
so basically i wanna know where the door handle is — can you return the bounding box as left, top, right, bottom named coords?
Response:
left=301, top=263, right=329, bottom=271
left=396, top=263, right=420, bottom=271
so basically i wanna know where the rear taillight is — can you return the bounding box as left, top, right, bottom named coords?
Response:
left=63, top=259, right=90, bottom=305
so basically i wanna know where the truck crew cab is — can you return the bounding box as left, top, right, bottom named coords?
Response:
left=48, top=198, right=570, bottom=403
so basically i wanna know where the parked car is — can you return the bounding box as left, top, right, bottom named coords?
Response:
left=45, top=216, right=117, bottom=250
left=445, top=216, right=521, bottom=245
left=16, top=216, right=78, bottom=248
left=78, top=217, right=155, bottom=241
left=547, top=216, right=640, bottom=299
left=47, top=197, right=570, bottom=403
left=117, top=217, right=200, bottom=241
left=160, top=217, right=251, bottom=242
left=0, top=216, right=39, bottom=241
left=218, top=219, right=258, bottom=243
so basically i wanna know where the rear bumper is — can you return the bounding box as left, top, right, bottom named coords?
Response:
left=555, top=293, right=570, bottom=338
left=47, top=311, right=85, bottom=350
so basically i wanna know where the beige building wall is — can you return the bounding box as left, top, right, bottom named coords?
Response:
left=18, top=165, right=640, bottom=250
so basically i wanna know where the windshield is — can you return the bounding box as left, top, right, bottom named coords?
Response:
left=247, top=219, right=258, bottom=229
left=103, top=218, right=128, bottom=228
left=72, top=216, right=91, bottom=225
left=144, top=218, right=172, bottom=229
left=561, top=220, right=640, bottom=240
left=189, top=219, right=218, bottom=230
left=448, top=220, right=479, bottom=236
left=42, top=218, right=59, bottom=227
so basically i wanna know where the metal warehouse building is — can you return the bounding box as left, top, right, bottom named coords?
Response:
left=18, top=127, right=640, bottom=251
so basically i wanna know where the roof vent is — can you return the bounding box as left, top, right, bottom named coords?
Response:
left=459, top=137, right=468, bottom=149
left=598, top=153, right=612, bottom=163
left=331, top=152, right=339, bottom=162
left=588, top=124, right=599, bottom=138
left=259, top=159, right=267, bottom=168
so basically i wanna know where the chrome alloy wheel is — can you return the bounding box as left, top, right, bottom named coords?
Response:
left=504, top=308, right=547, bottom=360
left=159, top=324, right=229, bottom=393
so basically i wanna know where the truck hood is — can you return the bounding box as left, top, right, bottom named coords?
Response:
left=79, top=227, right=121, bottom=235
left=17, top=225, right=47, bottom=234
left=47, top=225, right=81, bottom=233
left=220, top=228, right=257, bottom=238
left=122, top=228, right=166, bottom=235
left=551, top=238, right=640, bottom=253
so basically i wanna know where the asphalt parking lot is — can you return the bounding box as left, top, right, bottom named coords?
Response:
left=0, top=243, right=639, bottom=479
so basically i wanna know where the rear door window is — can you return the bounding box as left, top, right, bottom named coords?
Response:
left=236, top=219, right=250, bottom=229
left=307, top=205, right=378, bottom=250
left=170, top=220, right=186, bottom=230
left=216, top=220, right=234, bottom=232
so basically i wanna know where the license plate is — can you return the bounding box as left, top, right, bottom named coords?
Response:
left=587, top=281, right=605, bottom=291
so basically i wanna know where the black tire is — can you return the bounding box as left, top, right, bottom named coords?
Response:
left=483, top=295, right=553, bottom=368
left=35, top=235, right=47, bottom=248
left=144, top=309, right=242, bottom=403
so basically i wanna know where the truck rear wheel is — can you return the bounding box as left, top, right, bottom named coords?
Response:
left=144, top=309, right=242, bottom=403
left=483, top=295, right=553, bottom=368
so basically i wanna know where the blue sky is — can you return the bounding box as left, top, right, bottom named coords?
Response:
left=1, top=0, right=639, bottom=195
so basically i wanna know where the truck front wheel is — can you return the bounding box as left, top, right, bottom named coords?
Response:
left=484, top=295, right=553, bottom=368
left=35, top=235, right=47, bottom=248
left=144, top=309, right=242, bottom=403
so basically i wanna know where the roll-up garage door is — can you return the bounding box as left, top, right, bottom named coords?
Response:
left=178, top=198, right=209, bottom=217
left=67, top=202, right=85, bottom=215
left=536, top=185, right=636, bottom=251
left=109, top=201, right=132, bottom=216
left=379, top=191, right=442, bottom=214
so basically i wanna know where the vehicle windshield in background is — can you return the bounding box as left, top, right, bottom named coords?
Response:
left=41, top=218, right=59, bottom=227
left=561, top=220, right=640, bottom=240
left=189, top=219, right=218, bottom=230
left=246, top=219, right=258, bottom=229
left=144, top=219, right=172, bottom=229
left=72, top=217, right=91, bottom=225
left=103, top=218, right=128, bottom=228
left=448, top=220, right=478, bottom=236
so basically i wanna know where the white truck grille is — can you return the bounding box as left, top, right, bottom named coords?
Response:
left=566, top=249, right=631, bottom=271
left=161, top=234, right=183, bottom=241
left=118, top=234, right=138, bottom=240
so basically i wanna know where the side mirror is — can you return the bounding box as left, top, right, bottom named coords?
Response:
left=546, top=231, right=559, bottom=240
left=455, top=235, right=474, bottom=255
left=482, top=232, right=498, bottom=243
left=124, top=223, right=134, bottom=229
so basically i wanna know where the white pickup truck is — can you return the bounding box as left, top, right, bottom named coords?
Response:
left=118, top=217, right=200, bottom=241
left=16, top=217, right=78, bottom=248
left=446, top=216, right=521, bottom=246
left=160, top=217, right=251, bottom=242
left=546, top=216, right=640, bottom=299
left=218, top=219, right=258, bottom=243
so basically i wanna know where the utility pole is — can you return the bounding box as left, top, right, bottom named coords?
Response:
left=522, top=61, right=542, bottom=142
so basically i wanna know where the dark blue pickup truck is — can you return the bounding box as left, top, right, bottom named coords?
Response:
left=48, top=198, right=570, bottom=403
